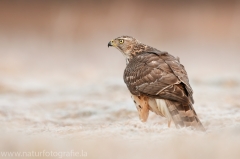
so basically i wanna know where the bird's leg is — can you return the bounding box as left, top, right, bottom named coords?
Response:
left=131, top=95, right=149, bottom=122
left=168, top=120, right=171, bottom=128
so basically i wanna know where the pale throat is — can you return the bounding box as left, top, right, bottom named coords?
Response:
left=117, top=46, right=133, bottom=64
left=123, top=49, right=135, bottom=65
left=124, top=53, right=132, bottom=65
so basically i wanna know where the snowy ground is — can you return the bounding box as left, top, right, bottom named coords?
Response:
left=1, top=1, right=240, bottom=158
left=0, top=47, right=240, bottom=159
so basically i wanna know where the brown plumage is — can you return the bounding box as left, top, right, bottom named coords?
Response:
left=108, top=36, right=205, bottom=131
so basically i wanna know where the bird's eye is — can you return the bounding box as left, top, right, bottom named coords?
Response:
left=119, top=39, right=124, bottom=44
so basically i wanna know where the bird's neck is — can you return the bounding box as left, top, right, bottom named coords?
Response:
left=126, top=43, right=159, bottom=63
left=132, top=43, right=148, bottom=55
left=125, top=43, right=147, bottom=61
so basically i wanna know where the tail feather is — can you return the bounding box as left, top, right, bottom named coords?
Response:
left=165, top=100, right=205, bottom=131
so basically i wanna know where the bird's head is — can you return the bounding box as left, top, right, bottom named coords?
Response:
left=108, top=36, right=138, bottom=58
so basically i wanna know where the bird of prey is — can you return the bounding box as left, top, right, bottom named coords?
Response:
left=108, top=35, right=204, bottom=130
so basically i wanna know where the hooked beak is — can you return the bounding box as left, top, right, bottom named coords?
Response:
left=108, top=41, right=113, bottom=48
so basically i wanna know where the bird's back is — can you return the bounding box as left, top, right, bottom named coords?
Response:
left=124, top=51, right=205, bottom=130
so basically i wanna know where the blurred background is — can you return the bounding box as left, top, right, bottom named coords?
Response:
left=0, top=1, right=240, bottom=159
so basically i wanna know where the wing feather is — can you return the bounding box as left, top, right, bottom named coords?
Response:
left=161, top=54, right=194, bottom=103
left=124, top=52, right=191, bottom=104
left=124, top=51, right=204, bottom=130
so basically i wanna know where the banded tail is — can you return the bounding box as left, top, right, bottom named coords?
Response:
left=150, top=98, right=205, bottom=131
left=164, top=100, right=205, bottom=131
